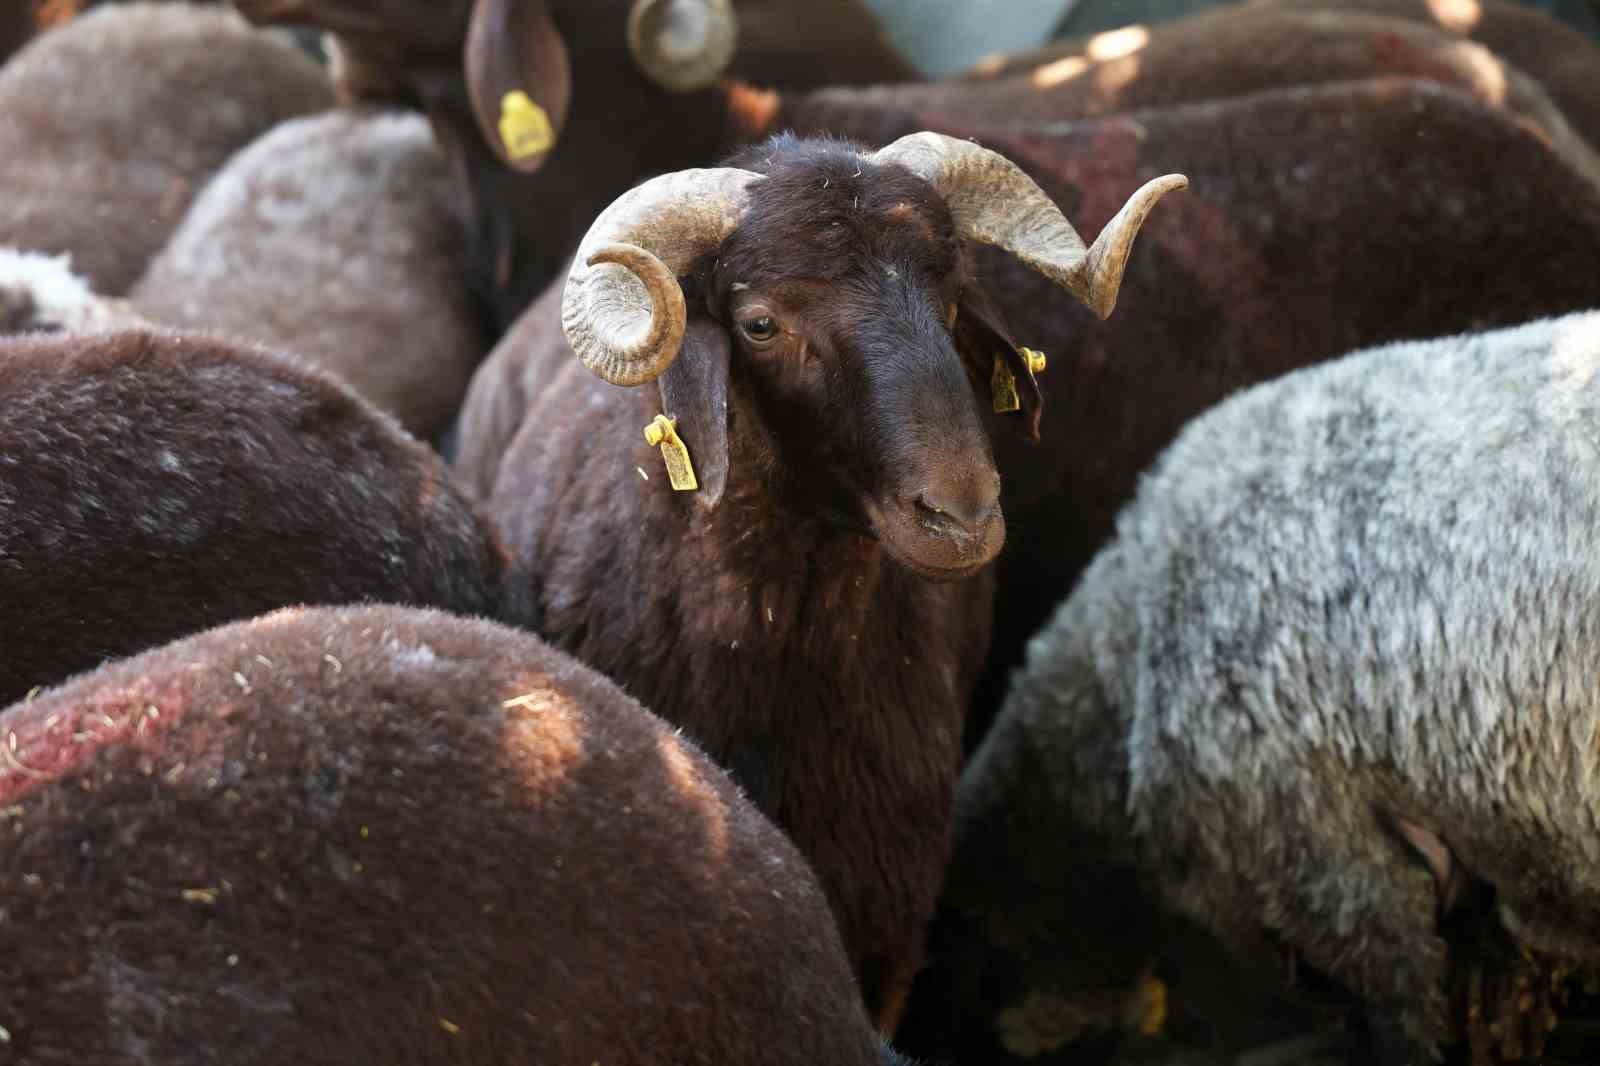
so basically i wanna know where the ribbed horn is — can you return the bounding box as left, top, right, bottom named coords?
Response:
left=562, top=167, right=761, bottom=386
left=871, top=131, right=1187, bottom=319
left=626, top=0, right=738, bottom=93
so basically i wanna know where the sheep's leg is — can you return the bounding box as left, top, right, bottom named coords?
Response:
left=1351, top=1003, right=1435, bottom=1066
left=1220, top=790, right=1455, bottom=1062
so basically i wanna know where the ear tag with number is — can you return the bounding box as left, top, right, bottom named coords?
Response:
left=991, top=353, right=1021, bottom=413
left=992, top=347, right=1048, bottom=414
left=1132, top=974, right=1168, bottom=1036
left=643, top=414, right=698, bottom=491
left=498, top=90, right=555, bottom=161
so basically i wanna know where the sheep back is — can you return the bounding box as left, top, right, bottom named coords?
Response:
left=0, top=328, right=504, bottom=707
left=829, top=5, right=1599, bottom=189
left=0, top=2, right=334, bottom=295
left=1259, top=0, right=1600, bottom=152
left=0, top=603, right=885, bottom=1065
left=132, top=109, right=487, bottom=440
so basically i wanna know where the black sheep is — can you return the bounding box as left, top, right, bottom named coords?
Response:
left=0, top=328, right=504, bottom=705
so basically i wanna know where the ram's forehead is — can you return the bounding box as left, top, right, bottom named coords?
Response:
left=719, top=160, right=960, bottom=288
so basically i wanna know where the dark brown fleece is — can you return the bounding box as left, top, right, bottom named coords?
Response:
left=452, top=262, right=570, bottom=500
left=1262, top=0, right=1600, bottom=153
left=960, top=0, right=1600, bottom=177
left=0, top=1, right=33, bottom=65
left=0, top=604, right=885, bottom=1066
left=481, top=137, right=1010, bottom=1031
left=0, top=3, right=334, bottom=295
left=235, top=0, right=914, bottom=329
left=786, top=9, right=1600, bottom=192
left=0, top=328, right=504, bottom=707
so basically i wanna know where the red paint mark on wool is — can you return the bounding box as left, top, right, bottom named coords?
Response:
left=0, top=677, right=192, bottom=806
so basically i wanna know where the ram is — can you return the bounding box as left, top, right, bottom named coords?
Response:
left=132, top=109, right=488, bottom=440
left=0, top=328, right=503, bottom=707
left=951, top=310, right=1600, bottom=1065
left=0, top=603, right=910, bottom=1066
left=0, top=2, right=333, bottom=295
left=233, top=0, right=915, bottom=327
left=466, top=130, right=1182, bottom=1030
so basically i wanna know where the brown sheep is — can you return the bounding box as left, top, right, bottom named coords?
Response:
left=780, top=7, right=1600, bottom=192
left=0, top=603, right=904, bottom=1065
left=0, top=328, right=504, bottom=708
left=466, top=131, right=1182, bottom=1031
left=0, top=2, right=334, bottom=295
left=131, top=109, right=488, bottom=440
left=1260, top=0, right=1600, bottom=151
left=959, top=0, right=1600, bottom=187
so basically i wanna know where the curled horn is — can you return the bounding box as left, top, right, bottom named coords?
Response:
left=871, top=132, right=1187, bottom=319
left=562, top=167, right=762, bottom=386
left=626, top=0, right=738, bottom=93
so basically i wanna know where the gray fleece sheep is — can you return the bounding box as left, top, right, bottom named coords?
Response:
left=133, top=109, right=487, bottom=439
left=958, top=310, right=1600, bottom=1064
left=0, top=2, right=333, bottom=295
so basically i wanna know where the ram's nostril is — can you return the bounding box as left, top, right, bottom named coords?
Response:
left=915, top=486, right=997, bottom=536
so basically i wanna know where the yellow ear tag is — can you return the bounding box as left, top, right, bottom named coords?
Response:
left=498, top=90, right=554, bottom=161
left=1132, top=974, right=1168, bottom=1037
left=1020, top=346, right=1047, bottom=374
left=992, top=353, right=1021, bottom=413
left=643, top=414, right=698, bottom=491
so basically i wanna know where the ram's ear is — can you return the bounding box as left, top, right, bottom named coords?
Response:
left=657, top=315, right=731, bottom=510
left=464, top=0, right=571, bottom=173
left=1380, top=810, right=1467, bottom=919
left=956, top=282, right=1043, bottom=443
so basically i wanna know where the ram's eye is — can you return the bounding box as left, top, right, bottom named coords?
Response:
left=738, top=315, right=780, bottom=345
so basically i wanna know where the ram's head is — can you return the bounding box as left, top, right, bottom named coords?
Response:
left=561, top=132, right=1185, bottom=578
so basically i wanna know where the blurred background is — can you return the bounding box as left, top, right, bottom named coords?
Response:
left=865, top=0, right=1599, bottom=74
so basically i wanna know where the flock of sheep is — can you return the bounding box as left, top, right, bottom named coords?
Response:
left=1, top=1, right=1598, bottom=1064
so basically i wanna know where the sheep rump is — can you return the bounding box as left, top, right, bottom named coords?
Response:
left=971, top=310, right=1600, bottom=1057
left=0, top=603, right=887, bottom=1065
left=132, top=108, right=487, bottom=440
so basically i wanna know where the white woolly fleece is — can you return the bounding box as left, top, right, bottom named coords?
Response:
left=0, top=246, right=145, bottom=333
